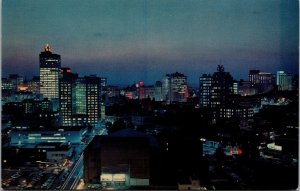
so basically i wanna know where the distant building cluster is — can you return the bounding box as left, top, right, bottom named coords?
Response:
left=1, top=44, right=298, bottom=190
left=2, top=45, right=298, bottom=131
left=2, top=45, right=298, bottom=145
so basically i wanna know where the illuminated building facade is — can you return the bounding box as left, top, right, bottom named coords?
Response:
left=73, top=75, right=101, bottom=126
left=10, top=126, right=87, bottom=145
left=27, top=76, right=40, bottom=94
left=276, top=71, right=293, bottom=91
left=85, top=75, right=101, bottom=126
left=59, top=68, right=78, bottom=126
left=199, top=74, right=213, bottom=108
left=199, top=65, right=234, bottom=108
left=39, top=44, right=61, bottom=100
left=211, top=65, right=234, bottom=107
left=2, top=74, right=24, bottom=92
left=154, top=81, right=162, bottom=101
left=218, top=107, right=254, bottom=119
left=2, top=78, right=15, bottom=91
left=162, top=72, right=189, bottom=103
left=248, top=70, right=274, bottom=93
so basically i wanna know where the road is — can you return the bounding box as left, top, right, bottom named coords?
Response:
left=60, top=125, right=107, bottom=190
left=61, top=154, right=83, bottom=190
left=60, top=124, right=107, bottom=190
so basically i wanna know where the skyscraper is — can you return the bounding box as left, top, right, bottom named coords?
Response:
left=248, top=70, right=274, bottom=93
left=199, top=74, right=213, bottom=108
left=162, top=76, right=170, bottom=102
left=154, top=81, right=162, bottom=101
left=162, top=72, right=189, bottom=103
left=59, top=68, right=78, bottom=126
left=39, top=44, right=61, bottom=100
left=73, top=75, right=101, bottom=126
left=85, top=75, right=101, bottom=126
left=211, top=65, right=234, bottom=107
left=276, top=71, right=293, bottom=91
left=199, top=65, right=234, bottom=108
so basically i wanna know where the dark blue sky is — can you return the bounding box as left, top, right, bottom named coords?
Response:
left=2, top=0, right=299, bottom=85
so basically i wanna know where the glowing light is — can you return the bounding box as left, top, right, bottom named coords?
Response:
left=267, top=142, right=282, bottom=151
left=44, top=44, right=51, bottom=52
left=101, top=174, right=113, bottom=181
left=113, top=174, right=126, bottom=181
left=17, top=86, right=29, bottom=91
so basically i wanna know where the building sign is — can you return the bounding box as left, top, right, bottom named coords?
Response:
left=101, top=174, right=112, bottom=181
left=267, top=142, right=282, bottom=151
left=113, top=174, right=126, bottom=182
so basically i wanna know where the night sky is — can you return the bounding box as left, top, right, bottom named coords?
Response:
left=2, top=0, right=299, bottom=85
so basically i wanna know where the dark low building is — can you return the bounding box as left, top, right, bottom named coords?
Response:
left=84, top=128, right=159, bottom=189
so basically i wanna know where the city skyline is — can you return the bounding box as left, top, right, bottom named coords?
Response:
left=3, top=0, right=299, bottom=85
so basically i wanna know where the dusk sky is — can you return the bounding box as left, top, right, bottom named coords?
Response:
left=2, top=0, right=299, bottom=85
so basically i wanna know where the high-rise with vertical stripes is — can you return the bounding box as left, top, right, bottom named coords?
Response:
left=39, top=44, right=61, bottom=100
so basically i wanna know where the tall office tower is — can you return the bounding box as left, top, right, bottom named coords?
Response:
left=199, top=65, right=234, bottom=108
left=39, top=44, right=61, bottom=100
left=154, top=81, right=162, bottom=101
left=59, top=68, right=78, bottom=126
left=73, top=78, right=87, bottom=115
left=199, top=74, right=213, bottom=108
left=85, top=75, right=101, bottom=126
left=276, top=71, right=293, bottom=91
left=73, top=75, right=101, bottom=126
left=162, top=72, right=189, bottom=103
left=248, top=70, right=274, bottom=93
left=162, top=76, right=170, bottom=102
left=210, top=65, right=234, bottom=107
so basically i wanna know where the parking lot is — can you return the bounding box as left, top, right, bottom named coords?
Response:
left=2, top=163, right=69, bottom=190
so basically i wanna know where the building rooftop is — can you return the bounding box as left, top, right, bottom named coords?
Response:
left=86, top=128, right=159, bottom=151
left=12, top=125, right=87, bottom=132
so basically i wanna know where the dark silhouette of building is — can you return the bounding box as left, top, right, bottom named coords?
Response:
left=84, top=129, right=159, bottom=188
left=199, top=65, right=234, bottom=108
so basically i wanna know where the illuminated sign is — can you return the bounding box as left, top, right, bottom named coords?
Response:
left=101, top=174, right=112, bottom=181
left=230, top=149, right=242, bottom=155
left=113, top=174, right=126, bottom=182
left=100, top=174, right=126, bottom=182
left=17, top=86, right=29, bottom=91
left=267, top=143, right=282, bottom=151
